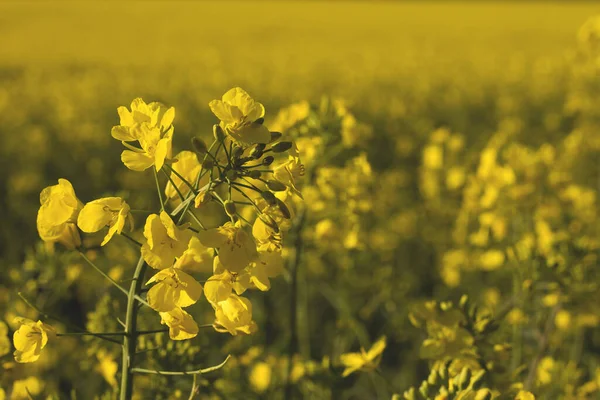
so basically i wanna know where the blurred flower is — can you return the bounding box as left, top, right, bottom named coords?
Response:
left=340, top=336, right=386, bottom=377
left=13, top=318, right=55, bottom=363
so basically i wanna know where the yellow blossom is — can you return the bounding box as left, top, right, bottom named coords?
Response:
left=159, top=307, right=199, bottom=340
left=36, top=178, right=83, bottom=249
left=273, top=156, right=305, bottom=198
left=77, top=197, right=133, bottom=246
left=13, top=318, right=55, bottom=363
left=121, top=126, right=173, bottom=171
left=213, top=294, right=257, bottom=335
left=111, top=98, right=175, bottom=142
left=0, top=322, right=10, bottom=357
left=209, top=87, right=270, bottom=145
left=198, top=221, right=258, bottom=273
left=146, top=267, right=203, bottom=312
left=174, top=236, right=213, bottom=273
left=515, top=390, right=536, bottom=400
left=340, top=336, right=387, bottom=377
left=141, top=212, right=192, bottom=270
left=249, top=362, right=272, bottom=393
left=96, top=350, right=118, bottom=387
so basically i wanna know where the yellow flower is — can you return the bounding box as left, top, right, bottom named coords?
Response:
left=13, top=318, right=55, bottom=363
left=198, top=221, right=258, bottom=273
left=111, top=98, right=175, bottom=142
left=213, top=294, right=257, bottom=336
left=209, top=87, right=270, bottom=145
left=10, top=377, right=42, bottom=400
left=249, top=362, right=272, bottom=393
left=146, top=267, right=203, bottom=312
left=165, top=150, right=207, bottom=200
left=273, top=156, right=305, bottom=198
left=121, top=126, right=173, bottom=172
left=247, top=251, right=285, bottom=292
left=141, top=212, right=192, bottom=270
left=515, top=390, right=536, bottom=400
left=36, top=178, right=83, bottom=249
left=159, top=307, right=199, bottom=340
left=340, top=336, right=386, bottom=377
left=77, top=197, right=133, bottom=246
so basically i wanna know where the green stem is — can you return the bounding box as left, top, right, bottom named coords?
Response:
left=120, top=232, right=143, bottom=247
left=131, top=355, right=231, bottom=376
left=165, top=164, right=197, bottom=195
left=120, top=255, right=147, bottom=400
left=79, top=252, right=128, bottom=296
left=153, top=168, right=165, bottom=212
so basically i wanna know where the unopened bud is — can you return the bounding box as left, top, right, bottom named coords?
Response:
left=418, top=381, right=430, bottom=398
left=261, top=214, right=280, bottom=233
left=250, top=143, right=266, bottom=159
left=224, top=200, right=237, bottom=217
left=267, top=180, right=287, bottom=192
left=202, top=159, right=214, bottom=170
left=471, top=370, right=486, bottom=390
left=213, top=124, right=225, bottom=141
left=248, top=170, right=262, bottom=179
left=262, top=156, right=274, bottom=166
left=232, top=145, right=244, bottom=159
left=427, top=369, right=438, bottom=385
left=271, top=141, right=293, bottom=153
left=276, top=198, right=291, bottom=219
left=475, top=389, right=493, bottom=400
left=191, top=136, right=208, bottom=154
left=255, top=117, right=265, bottom=125
left=269, top=131, right=282, bottom=143
left=226, top=169, right=238, bottom=181
left=260, top=191, right=277, bottom=206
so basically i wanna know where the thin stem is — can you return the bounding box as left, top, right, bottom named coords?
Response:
left=57, top=331, right=125, bottom=337
left=17, top=292, right=121, bottom=345
left=524, top=305, right=560, bottom=390
left=131, top=355, right=231, bottom=376
left=120, top=255, right=148, bottom=400
left=188, top=374, right=199, bottom=400
left=120, top=232, right=143, bottom=247
left=153, top=168, right=165, bottom=212
left=165, top=164, right=197, bottom=195
left=163, top=169, right=186, bottom=202
left=79, top=251, right=128, bottom=296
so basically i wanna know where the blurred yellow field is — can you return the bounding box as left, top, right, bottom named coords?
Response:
left=0, top=1, right=599, bottom=399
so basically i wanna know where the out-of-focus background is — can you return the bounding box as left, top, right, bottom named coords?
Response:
left=1, top=1, right=600, bottom=399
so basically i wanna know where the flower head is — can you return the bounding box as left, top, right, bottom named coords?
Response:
left=213, top=294, right=257, bottom=336
left=13, top=318, right=55, bottom=363
left=36, top=178, right=82, bottom=249
left=111, top=98, right=175, bottom=142
left=121, top=126, right=173, bottom=172
left=141, top=211, right=192, bottom=270
left=340, top=336, right=386, bottom=377
left=146, top=267, right=203, bottom=312
left=77, top=197, right=133, bottom=246
left=209, top=88, right=270, bottom=145
left=198, top=221, right=258, bottom=273
left=159, top=307, right=199, bottom=340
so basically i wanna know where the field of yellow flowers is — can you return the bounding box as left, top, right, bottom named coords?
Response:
left=1, top=1, right=600, bottom=399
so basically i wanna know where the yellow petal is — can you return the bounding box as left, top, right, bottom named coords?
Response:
left=121, top=150, right=154, bottom=171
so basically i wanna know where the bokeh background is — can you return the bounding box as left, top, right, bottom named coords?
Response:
left=1, top=1, right=600, bottom=399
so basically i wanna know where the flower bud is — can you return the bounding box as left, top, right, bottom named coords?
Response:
left=202, top=160, right=214, bottom=170
left=271, top=141, right=293, bottom=153
left=191, top=137, right=208, bottom=154
left=260, top=191, right=277, bottom=206
left=250, top=143, right=266, bottom=159
left=471, top=370, right=486, bottom=389
left=267, top=180, right=287, bottom=192
left=475, top=389, right=493, bottom=400
left=262, top=156, right=274, bottom=166
left=276, top=198, right=291, bottom=219
left=457, top=367, right=471, bottom=390
left=248, top=170, right=262, bottom=179
left=232, top=145, right=244, bottom=159
left=269, top=131, right=282, bottom=143
left=226, top=169, right=238, bottom=181
left=255, top=117, right=264, bottom=125
left=224, top=200, right=237, bottom=217
left=213, top=124, right=225, bottom=141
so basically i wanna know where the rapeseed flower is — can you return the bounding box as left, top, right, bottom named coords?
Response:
left=77, top=197, right=133, bottom=245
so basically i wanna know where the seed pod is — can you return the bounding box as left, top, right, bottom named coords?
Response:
left=262, top=156, right=275, bottom=166
left=213, top=124, right=225, bottom=141
left=271, top=141, right=293, bottom=153
left=248, top=170, right=262, bottom=179
left=226, top=169, right=238, bottom=181
left=224, top=200, right=237, bottom=217
left=232, top=145, right=244, bottom=159
left=202, top=159, right=214, bottom=170
left=191, top=136, right=208, bottom=154
left=276, top=198, right=291, bottom=219
left=250, top=143, right=266, bottom=159
left=254, top=117, right=264, bottom=125
left=260, top=191, right=277, bottom=206
left=269, top=131, right=282, bottom=143
left=267, top=180, right=287, bottom=192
